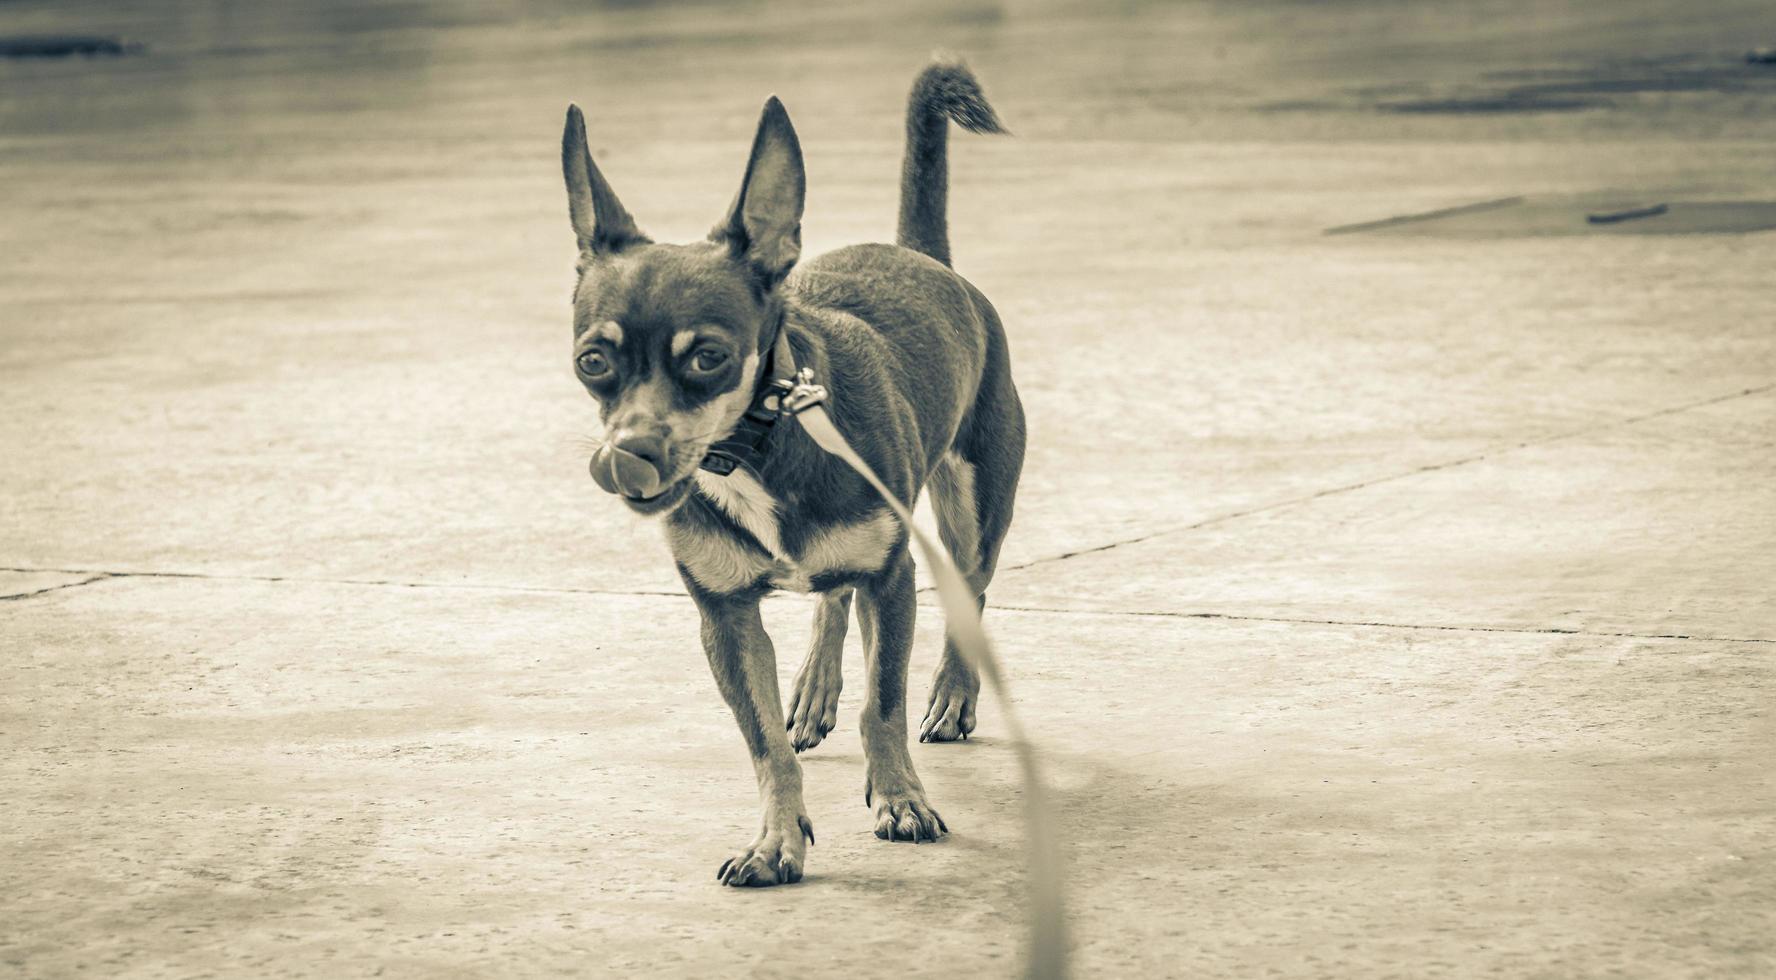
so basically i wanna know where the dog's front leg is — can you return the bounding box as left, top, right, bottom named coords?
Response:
left=856, top=549, right=949, bottom=842
left=692, top=589, right=814, bottom=886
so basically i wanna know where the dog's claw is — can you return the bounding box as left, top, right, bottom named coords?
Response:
left=787, top=653, right=843, bottom=753
left=919, top=683, right=978, bottom=743
left=717, top=813, right=810, bottom=888
left=920, top=664, right=980, bottom=743
left=871, top=792, right=947, bottom=843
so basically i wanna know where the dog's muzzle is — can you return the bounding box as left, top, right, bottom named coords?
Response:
left=588, top=443, right=665, bottom=499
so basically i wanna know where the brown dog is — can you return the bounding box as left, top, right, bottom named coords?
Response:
left=562, top=61, right=1024, bottom=886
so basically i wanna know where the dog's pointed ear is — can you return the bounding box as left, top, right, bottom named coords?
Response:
left=713, top=96, right=805, bottom=284
left=563, top=104, right=645, bottom=254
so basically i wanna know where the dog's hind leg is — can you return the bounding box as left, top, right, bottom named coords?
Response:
left=919, top=453, right=990, bottom=742
left=786, top=587, right=851, bottom=752
left=689, top=586, right=815, bottom=886
left=920, top=338, right=1026, bottom=743
left=857, top=549, right=948, bottom=841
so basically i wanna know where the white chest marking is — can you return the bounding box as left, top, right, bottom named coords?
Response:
left=676, top=474, right=901, bottom=594
left=779, top=509, right=899, bottom=591
left=667, top=522, right=770, bottom=594
left=694, top=469, right=785, bottom=559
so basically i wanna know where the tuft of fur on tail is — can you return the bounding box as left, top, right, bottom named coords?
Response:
left=897, top=59, right=1007, bottom=268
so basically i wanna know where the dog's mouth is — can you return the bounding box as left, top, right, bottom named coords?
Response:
left=617, top=475, right=692, bottom=515
left=588, top=443, right=695, bottom=516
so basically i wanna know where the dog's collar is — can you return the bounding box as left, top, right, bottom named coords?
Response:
left=699, top=328, right=800, bottom=478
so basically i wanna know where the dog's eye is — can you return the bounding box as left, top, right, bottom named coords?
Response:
left=689, top=348, right=729, bottom=374
left=576, top=350, right=611, bottom=379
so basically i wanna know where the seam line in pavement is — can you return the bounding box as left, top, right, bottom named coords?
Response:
left=997, top=381, right=1776, bottom=575
left=0, top=566, right=684, bottom=600
left=10, top=388, right=1766, bottom=607
left=0, top=573, right=116, bottom=602
left=980, top=603, right=1776, bottom=646
left=6, top=564, right=1765, bottom=645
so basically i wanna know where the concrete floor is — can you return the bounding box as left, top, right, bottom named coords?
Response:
left=3, top=1, right=1773, bottom=977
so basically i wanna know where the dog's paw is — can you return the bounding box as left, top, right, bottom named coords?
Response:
left=919, top=664, right=979, bottom=743
left=786, top=657, right=843, bottom=753
left=865, top=783, right=948, bottom=843
left=717, top=812, right=814, bottom=887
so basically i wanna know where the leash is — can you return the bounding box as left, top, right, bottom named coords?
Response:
left=773, top=354, right=1068, bottom=980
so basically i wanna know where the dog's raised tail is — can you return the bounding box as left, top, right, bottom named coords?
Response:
left=897, top=59, right=1006, bottom=268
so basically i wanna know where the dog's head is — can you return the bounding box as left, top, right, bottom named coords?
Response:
left=563, top=98, right=804, bottom=515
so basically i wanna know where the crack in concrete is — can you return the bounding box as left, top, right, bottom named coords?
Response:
left=0, top=573, right=115, bottom=602
left=5, top=564, right=1764, bottom=645
left=0, top=566, right=684, bottom=600
left=977, top=602, right=1776, bottom=646
left=999, top=381, right=1776, bottom=575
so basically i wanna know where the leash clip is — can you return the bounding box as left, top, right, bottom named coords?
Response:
left=703, top=367, right=828, bottom=478
left=772, top=367, right=828, bottom=417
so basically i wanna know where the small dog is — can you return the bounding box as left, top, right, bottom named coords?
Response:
left=562, top=62, right=1024, bottom=886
